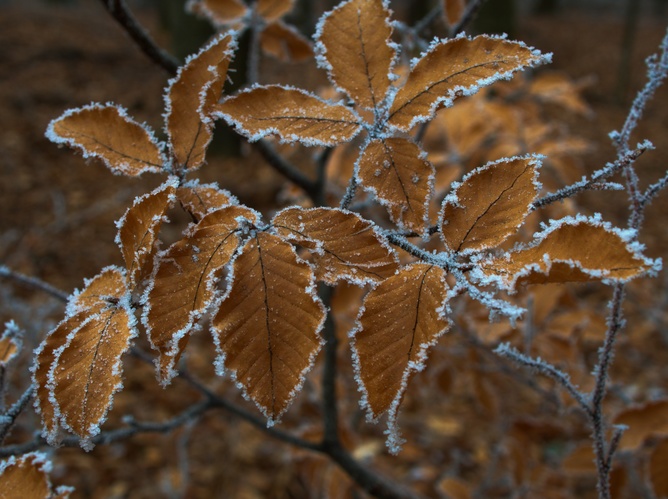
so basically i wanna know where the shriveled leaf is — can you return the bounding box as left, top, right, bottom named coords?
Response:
left=187, top=0, right=247, bottom=24
left=440, top=155, right=541, bottom=253
left=115, top=181, right=177, bottom=287
left=176, top=182, right=234, bottom=220
left=260, top=21, right=313, bottom=62
left=272, top=206, right=399, bottom=285
left=315, top=0, right=395, bottom=109
left=214, top=85, right=361, bottom=146
left=482, top=216, right=658, bottom=290
left=166, top=32, right=236, bottom=171
left=614, top=399, right=668, bottom=451
left=388, top=35, right=549, bottom=131
left=351, top=264, right=450, bottom=453
left=0, top=452, right=72, bottom=499
left=257, top=0, right=294, bottom=22
left=212, top=232, right=325, bottom=423
left=49, top=300, right=135, bottom=446
left=357, top=138, right=434, bottom=233
left=144, top=205, right=258, bottom=383
left=650, top=438, right=668, bottom=497
left=46, top=104, right=164, bottom=176
left=443, top=0, right=466, bottom=27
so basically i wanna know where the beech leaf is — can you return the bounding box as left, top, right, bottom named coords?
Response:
left=115, top=181, right=177, bottom=287
left=0, top=452, right=73, bottom=499
left=214, top=85, right=362, bottom=146
left=272, top=206, right=399, bottom=285
left=46, top=104, right=164, bottom=176
left=440, top=155, right=541, bottom=253
left=187, top=0, right=247, bottom=25
left=357, top=137, right=434, bottom=233
left=212, top=232, right=325, bottom=423
left=166, top=32, right=236, bottom=171
left=350, top=264, right=451, bottom=453
left=443, top=0, right=466, bottom=27
left=614, top=399, right=668, bottom=451
left=260, top=21, right=313, bottom=62
left=176, top=182, right=234, bottom=220
left=481, top=216, right=658, bottom=290
left=143, top=205, right=258, bottom=383
left=388, top=35, right=549, bottom=131
left=257, top=0, right=294, bottom=23
left=315, top=0, right=395, bottom=110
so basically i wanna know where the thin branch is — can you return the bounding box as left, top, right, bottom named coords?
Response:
left=413, top=4, right=443, bottom=37
left=319, top=285, right=339, bottom=447
left=451, top=0, right=488, bottom=37
left=0, top=385, right=35, bottom=445
left=340, top=175, right=359, bottom=210
left=254, top=140, right=318, bottom=199
left=98, top=0, right=180, bottom=76
left=0, top=266, right=69, bottom=303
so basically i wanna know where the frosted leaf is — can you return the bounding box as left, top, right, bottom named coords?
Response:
left=0, top=452, right=73, bottom=498
left=176, top=181, right=235, bottom=220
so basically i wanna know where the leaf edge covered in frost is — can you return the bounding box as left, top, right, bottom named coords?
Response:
left=349, top=263, right=451, bottom=454
left=45, top=103, right=167, bottom=176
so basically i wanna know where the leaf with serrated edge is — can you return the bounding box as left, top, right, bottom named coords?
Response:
left=67, top=267, right=128, bottom=315
left=116, top=180, right=177, bottom=287
left=272, top=206, right=398, bottom=285
left=257, top=0, right=294, bottom=22
left=212, top=232, right=325, bottom=423
left=480, top=215, right=659, bottom=291
left=440, top=155, right=541, bottom=253
left=260, top=21, right=313, bottom=62
left=357, top=137, right=434, bottom=233
left=388, top=35, right=550, bottom=131
left=49, top=299, right=135, bottom=447
left=187, top=0, right=247, bottom=25
left=166, top=32, right=236, bottom=171
left=46, top=104, right=164, bottom=176
left=315, top=0, right=395, bottom=110
left=144, top=205, right=258, bottom=383
left=0, top=452, right=69, bottom=499
left=214, top=85, right=361, bottom=146
left=176, top=181, right=234, bottom=220
left=350, top=264, right=450, bottom=453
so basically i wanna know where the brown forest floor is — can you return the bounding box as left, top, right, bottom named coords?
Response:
left=1, top=1, right=667, bottom=498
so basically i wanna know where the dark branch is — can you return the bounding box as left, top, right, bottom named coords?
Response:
left=254, top=140, right=318, bottom=200
left=0, top=266, right=69, bottom=303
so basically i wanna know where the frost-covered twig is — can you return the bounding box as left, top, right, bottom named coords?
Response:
left=0, top=384, right=34, bottom=445
left=0, top=267, right=69, bottom=303
left=340, top=175, right=359, bottom=210
left=99, top=0, right=180, bottom=76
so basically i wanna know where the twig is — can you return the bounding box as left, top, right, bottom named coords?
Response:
left=0, top=266, right=69, bottom=303
left=99, top=0, right=180, bottom=76
left=319, top=285, right=339, bottom=447
left=451, top=0, right=488, bottom=37
left=340, top=175, right=359, bottom=210
left=254, top=140, right=318, bottom=199
left=0, top=385, right=35, bottom=445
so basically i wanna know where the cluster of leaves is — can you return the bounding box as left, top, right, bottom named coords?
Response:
left=1, top=0, right=666, bottom=496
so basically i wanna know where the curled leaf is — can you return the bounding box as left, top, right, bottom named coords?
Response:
left=357, top=137, right=434, bottom=233
left=212, top=232, right=325, bottom=423
left=388, top=35, right=550, bottom=131
left=144, top=205, right=258, bottom=383
left=481, top=215, right=659, bottom=290
left=272, top=206, right=398, bottom=285
left=315, top=0, right=395, bottom=109
left=440, top=155, right=541, bottom=253
left=46, top=104, right=164, bottom=176
left=351, top=264, right=451, bottom=453
left=166, top=32, right=237, bottom=171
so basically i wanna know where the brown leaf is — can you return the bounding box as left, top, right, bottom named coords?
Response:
left=0, top=327, right=20, bottom=366
left=257, top=0, right=294, bottom=23
left=187, top=0, right=247, bottom=24
left=351, top=264, right=450, bottom=452
left=388, top=35, right=549, bottom=131
left=272, top=206, right=398, bottom=285
left=166, top=32, right=236, bottom=171
left=214, top=85, right=361, bottom=146
left=650, top=438, right=668, bottom=497
left=482, top=217, right=657, bottom=290
left=443, top=0, right=466, bottom=27
left=437, top=477, right=471, bottom=499
left=614, top=399, right=668, bottom=451
left=316, top=0, right=395, bottom=109
left=440, top=155, right=540, bottom=253
left=144, top=205, right=258, bottom=383
left=260, top=21, right=313, bottom=62
left=46, top=104, right=164, bottom=176
left=116, top=181, right=176, bottom=287
left=212, top=232, right=325, bottom=422
left=0, top=452, right=72, bottom=499
left=69, top=267, right=128, bottom=313
left=357, top=137, right=434, bottom=233
left=176, top=182, right=234, bottom=220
